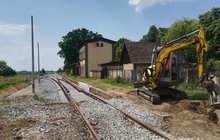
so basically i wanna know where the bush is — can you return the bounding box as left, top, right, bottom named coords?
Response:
left=114, top=76, right=124, bottom=84
left=0, top=67, right=16, bottom=76
left=177, top=80, right=209, bottom=100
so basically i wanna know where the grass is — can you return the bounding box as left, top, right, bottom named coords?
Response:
left=33, top=95, right=48, bottom=103
left=66, top=74, right=210, bottom=100
left=0, top=101, right=16, bottom=106
left=176, top=80, right=209, bottom=100
left=67, top=75, right=132, bottom=91
left=0, top=74, right=31, bottom=90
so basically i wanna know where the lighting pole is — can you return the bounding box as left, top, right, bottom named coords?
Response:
left=31, top=15, right=35, bottom=93
left=38, top=42, right=40, bottom=83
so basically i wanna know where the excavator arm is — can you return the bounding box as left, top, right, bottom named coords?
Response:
left=139, top=28, right=220, bottom=107
left=150, top=28, right=208, bottom=89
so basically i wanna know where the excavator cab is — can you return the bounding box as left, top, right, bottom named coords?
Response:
left=159, top=50, right=185, bottom=86
left=147, top=45, right=186, bottom=87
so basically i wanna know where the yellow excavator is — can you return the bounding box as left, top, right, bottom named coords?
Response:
left=137, top=28, right=220, bottom=108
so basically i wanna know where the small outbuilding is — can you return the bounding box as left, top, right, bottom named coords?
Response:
left=120, top=42, right=155, bottom=82
left=98, top=61, right=123, bottom=79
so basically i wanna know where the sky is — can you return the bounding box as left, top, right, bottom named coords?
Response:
left=0, top=0, right=219, bottom=71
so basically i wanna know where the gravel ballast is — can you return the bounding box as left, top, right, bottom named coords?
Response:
left=108, top=98, right=163, bottom=128
left=80, top=99, right=165, bottom=140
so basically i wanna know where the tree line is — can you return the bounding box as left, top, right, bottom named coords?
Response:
left=58, top=7, right=220, bottom=72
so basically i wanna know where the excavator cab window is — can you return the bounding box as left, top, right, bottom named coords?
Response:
left=160, top=50, right=185, bottom=86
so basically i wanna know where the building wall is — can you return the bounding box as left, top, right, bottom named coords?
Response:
left=107, top=65, right=123, bottom=79
left=122, top=63, right=151, bottom=82
left=123, top=63, right=134, bottom=80
left=87, top=41, right=113, bottom=76
left=80, top=60, right=86, bottom=77
left=108, top=69, right=123, bottom=79
left=79, top=46, right=86, bottom=77
left=79, top=46, right=85, bottom=60
left=123, top=63, right=134, bottom=71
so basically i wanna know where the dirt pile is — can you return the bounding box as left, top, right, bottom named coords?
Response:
left=164, top=100, right=214, bottom=115
left=102, top=89, right=220, bottom=139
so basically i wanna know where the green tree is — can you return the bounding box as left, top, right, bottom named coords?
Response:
left=163, top=18, right=200, bottom=63
left=157, top=27, right=168, bottom=43
left=199, top=7, right=220, bottom=59
left=57, top=28, right=102, bottom=71
left=141, top=25, right=159, bottom=43
left=0, top=60, right=16, bottom=76
left=114, top=38, right=129, bottom=62
left=164, top=18, right=200, bottom=42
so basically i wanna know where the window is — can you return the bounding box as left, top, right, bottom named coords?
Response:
left=97, top=42, right=104, bottom=47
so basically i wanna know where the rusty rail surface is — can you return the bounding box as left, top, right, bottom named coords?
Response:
left=62, top=76, right=173, bottom=140
left=51, top=78, right=100, bottom=140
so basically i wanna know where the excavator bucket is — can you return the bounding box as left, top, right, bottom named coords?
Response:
left=209, top=84, right=220, bottom=109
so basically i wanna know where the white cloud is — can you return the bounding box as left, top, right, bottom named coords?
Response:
left=129, top=0, right=194, bottom=12
left=0, top=23, right=30, bottom=36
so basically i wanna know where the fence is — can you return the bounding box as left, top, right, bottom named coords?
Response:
left=108, top=69, right=123, bottom=79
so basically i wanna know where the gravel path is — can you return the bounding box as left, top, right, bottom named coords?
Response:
left=35, top=77, right=61, bottom=103
left=0, top=75, right=91, bottom=140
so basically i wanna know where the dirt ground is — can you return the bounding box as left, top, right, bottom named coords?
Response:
left=103, top=89, right=220, bottom=140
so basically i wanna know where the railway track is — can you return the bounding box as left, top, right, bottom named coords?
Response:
left=62, top=77, right=173, bottom=140
left=53, top=75, right=172, bottom=139
left=51, top=78, right=100, bottom=140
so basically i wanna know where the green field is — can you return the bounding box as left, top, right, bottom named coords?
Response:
left=0, top=74, right=31, bottom=90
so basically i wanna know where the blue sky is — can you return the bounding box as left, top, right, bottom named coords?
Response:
left=0, top=0, right=219, bottom=71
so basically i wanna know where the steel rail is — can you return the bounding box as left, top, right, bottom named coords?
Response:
left=62, top=76, right=173, bottom=140
left=51, top=78, right=100, bottom=140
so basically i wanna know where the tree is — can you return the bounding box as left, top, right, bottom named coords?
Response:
left=57, top=28, right=102, bottom=71
left=57, top=68, right=62, bottom=73
left=199, top=7, right=220, bottom=59
left=0, top=60, right=16, bottom=76
left=157, top=27, right=168, bottom=43
left=40, top=68, right=46, bottom=75
left=163, top=18, right=200, bottom=42
left=163, top=18, right=200, bottom=63
left=114, top=38, right=129, bottom=62
left=141, top=25, right=159, bottom=43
